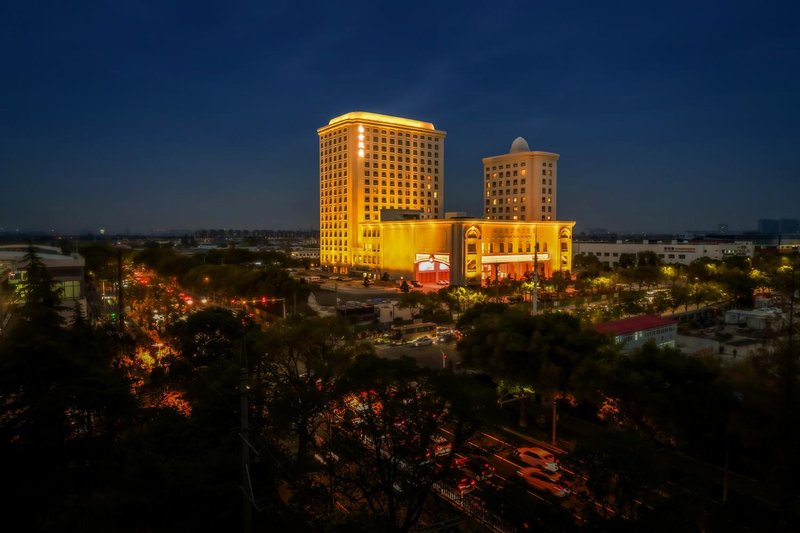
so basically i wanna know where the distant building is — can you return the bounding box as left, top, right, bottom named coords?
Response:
left=724, top=308, right=782, bottom=331
left=0, top=245, right=87, bottom=321
left=595, top=315, right=678, bottom=353
left=758, top=218, right=800, bottom=235
left=574, top=240, right=754, bottom=267
left=482, top=137, right=559, bottom=221
left=289, top=248, right=320, bottom=261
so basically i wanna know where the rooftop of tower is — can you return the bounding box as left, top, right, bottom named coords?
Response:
left=327, top=111, right=436, bottom=131
left=510, top=136, right=530, bottom=153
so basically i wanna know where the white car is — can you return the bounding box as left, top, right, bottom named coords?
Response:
left=412, top=336, right=433, bottom=347
left=515, top=446, right=559, bottom=472
left=516, top=467, right=570, bottom=498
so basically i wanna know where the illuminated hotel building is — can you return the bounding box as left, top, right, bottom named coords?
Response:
left=482, top=137, right=558, bottom=221
left=318, top=112, right=574, bottom=284
left=317, top=112, right=446, bottom=272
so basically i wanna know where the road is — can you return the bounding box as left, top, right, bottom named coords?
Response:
left=374, top=340, right=461, bottom=369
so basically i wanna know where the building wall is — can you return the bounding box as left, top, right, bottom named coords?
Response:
left=614, top=324, right=678, bottom=353
left=481, top=139, right=559, bottom=221
left=574, top=240, right=755, bottom=266
left=0, top=245, right=87, bottom=321
left=318, top=112, right=446, bottom=273
left=360, top=219, right=575, bottom=285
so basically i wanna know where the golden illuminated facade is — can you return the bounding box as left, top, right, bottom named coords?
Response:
left=360, top=218, right=574, bottom=286
left=317, top=112, right=574, bottom=284
left=482, top=137, right=559, bottom=221
left=317, top=112, right=446, bottom=272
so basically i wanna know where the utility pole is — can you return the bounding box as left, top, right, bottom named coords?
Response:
left=532, top=231, right=539, bottom=316
left=240, top=367, right=253, bottom=533
left=781, top=266, right=796, bottom=523
left=116, top=247, right=124, bottom=331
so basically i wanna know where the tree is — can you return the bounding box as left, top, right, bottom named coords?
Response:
left=322, top=354, right=495, bottom=532
left=550, top=271, right=571, bottom=299
left=572, top=429, right=667, bottom=525
left=457, top=305, right=607, bottom=441
left=670, top=284, right=691, bottom=313
left=0, top=247, right=136, bottom=530
left=167, top=306, right=247, bottom=365
left=636, top=250, right=662, bottom=268
left=618, top=253, right=637, bottom=270
left=573, top=253, right=604, bottom=279
left=397, top=290, right=426, bottom=318
left=604, top=343, right=737, bottom=455
left=14, top=246, right=66, bottom=330
left=259, top=316, right=372, bottom=467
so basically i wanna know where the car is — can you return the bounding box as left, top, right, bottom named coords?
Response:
left=430, top=433, right=452, bottom=457
left=436, top=279, right=450, bottom=285
left=411, top=280, right=423, bottom=288
left=436, top=333, right=455, bottom=344
left=515, top=446, right=559, bottom=472
left=516, top=467, right=570, bottom=498
left=441, top=469, right=478, bottom=495
left=463, top=455, right=495, bottom=481
left=412, top=336, right=433, bottom=347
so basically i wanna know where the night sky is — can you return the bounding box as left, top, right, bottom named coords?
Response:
left=2, top=1, right=798, bottom=235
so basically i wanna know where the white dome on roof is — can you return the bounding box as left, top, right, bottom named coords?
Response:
left=510, top=136, right=530, bottom=153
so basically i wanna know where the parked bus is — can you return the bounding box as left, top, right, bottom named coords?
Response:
left=390, top=322, right=437, bottom=343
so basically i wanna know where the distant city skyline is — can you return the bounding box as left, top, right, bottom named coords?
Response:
left=2, top=1, right=798, bottom=235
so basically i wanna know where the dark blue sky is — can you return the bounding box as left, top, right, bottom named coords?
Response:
left=2, top=1, right=798, bottom=234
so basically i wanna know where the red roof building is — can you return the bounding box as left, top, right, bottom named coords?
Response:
left=595, top=315, right=677, bottom=353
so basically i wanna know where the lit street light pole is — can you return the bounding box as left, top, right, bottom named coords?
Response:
left=531, top=233, right=539, bottom=316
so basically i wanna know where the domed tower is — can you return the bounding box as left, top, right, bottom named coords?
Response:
left=481, top=137, right=559, bottom=222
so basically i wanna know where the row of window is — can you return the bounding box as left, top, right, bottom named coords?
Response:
left=617, top=325, right=675, bottom=344
left=363, top=145, right=438, bottom=157
left=487, top=169, right=527, bottom=178
left=363, top=211, right=437, bottom=220
left=488, top=189, right=526, bottom=196
left=485, top=215, right=527, bottom=220
left=364, top=154, right=439, bottom=168
left=364, top=180, right=435, bottom=189
left=584, top=252, right=688, bottom=260
left=366, top=187, right=436, bottom=195
left=486, top=162, right=527, bottom=170
left=487, top=197, right=526, bottom=205
left=364, top=198, right=438, bottom=206
left=486, top=206, right=526, bottom=213
left=364, top=167, right=436, bottom=176
left=486, top=179, right=526, bottom=187
left=360, top=135, right=439, bottom=148
left=348, top=127, right=440, bottom=141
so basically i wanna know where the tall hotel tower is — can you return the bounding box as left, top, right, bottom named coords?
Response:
left=481, top=137, right=559, bottom=221
left=317, top=112, right=446, bottom=273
